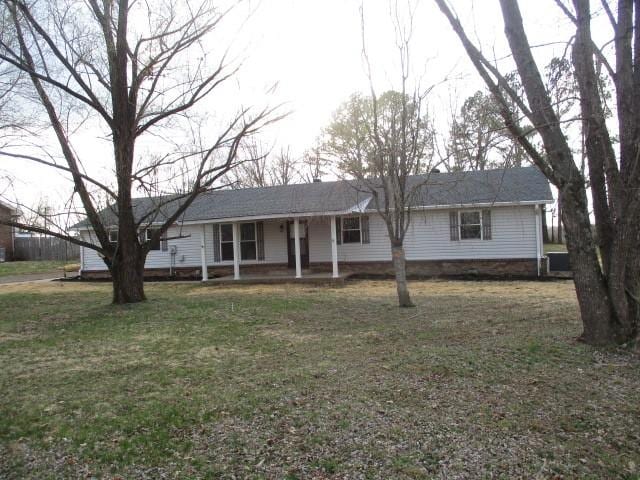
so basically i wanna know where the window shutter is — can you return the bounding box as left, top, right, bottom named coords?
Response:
left=361, top=215, right=370, bottom=244
left=212, top=224, right=221, bottom=263
left=161, top=231, right=168, bottom=251
left=336, top=217, right=342, bottom=245
left=449, top=211, right=459, bottom=241
left=256, top=221, right=265, bottom=260
left=482, top=209, right=492, bottom=240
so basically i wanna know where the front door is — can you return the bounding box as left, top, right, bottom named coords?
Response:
left=286, top=221, right=309, bottom=269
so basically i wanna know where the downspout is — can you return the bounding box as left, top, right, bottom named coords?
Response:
left=80, top=242, right=84, bottom=276
left=200, top=225, right=208, bottom=281
left=169, top=247, right=176, bottom=277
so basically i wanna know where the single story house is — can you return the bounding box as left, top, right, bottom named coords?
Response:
left=75, top=166, right=553, bottom=280
left=0, top=200, right=20, bottom=262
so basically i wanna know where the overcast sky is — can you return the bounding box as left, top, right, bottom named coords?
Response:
left=241, top=0, right=577, bottom=151
left=1, top=0, right=610, bottom=217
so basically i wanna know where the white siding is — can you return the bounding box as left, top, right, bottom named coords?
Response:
left=308, top=205, right=538, bottom=263
left=80, top=225, right=201, bottom=271
left=308, top=218, right=331, bottom=263
left=309, top=216, right=391, bottom=262
left=263, top=220, right=288, bottom=263
left=80, top=219, right=288, bottom=271
left=404, top=206, right=537, bottom=260
left=81, top=232, right=107, bottom=271
left=80, top=206, right=539, bottom=271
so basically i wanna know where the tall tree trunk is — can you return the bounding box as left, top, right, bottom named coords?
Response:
left=557, top=199, right=563, bottom=244
left=627, top=226, right=640, bottom=351
left=606, top=217, right=640, bottom=342
left=391, top=243, right=414, bottom=308
left=560, top=185, right=617, bottom=345
left=108, top=204, right=147, bottom=304
left=110, top=247, right=146, bottom=304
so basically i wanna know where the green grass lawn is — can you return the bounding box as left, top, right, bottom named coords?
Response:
left=0, top=280, right=638, bottom=479
left=0, top=260, right=71, bottom=278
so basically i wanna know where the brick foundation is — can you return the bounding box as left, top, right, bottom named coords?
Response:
left=322, top=258, right=543, bottom=278
left=81, top=258, right=544, bottom=280
left=81, top=263, right=292, bottom=280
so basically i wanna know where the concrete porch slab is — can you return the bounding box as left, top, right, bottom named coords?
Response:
left=204, top=271, right=352, bottom=286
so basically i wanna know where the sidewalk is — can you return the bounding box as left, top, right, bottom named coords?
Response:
left=0, top=271, right=63, bottom=285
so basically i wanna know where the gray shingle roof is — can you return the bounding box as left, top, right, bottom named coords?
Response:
left=411, top=166, right=553, bottom=206
left=73, top=166, right=552, bottom=229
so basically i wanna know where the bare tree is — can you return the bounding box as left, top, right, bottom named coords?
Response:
left=323, top=3, right=437, bottom=308
left=0, top=0, right=280, bottom=304
left=299, top=144, right=331, bottom=183
left=269, top=146, right=298, bottom=185
left=226, top=142, right=300, bottom=188
left=435, top=0, right=640, bottom=346
left=226, top=138, right=271, bottom=188
left=446, top=69, right=553, bottom=173
left=324, top=90, right=436, bottom=307
left=448, top=90, right=508, bottom=171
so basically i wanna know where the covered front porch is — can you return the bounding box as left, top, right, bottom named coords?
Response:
left=197, top=215, right=344, bottom=282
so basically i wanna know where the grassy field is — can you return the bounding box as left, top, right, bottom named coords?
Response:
left=0, top=280, right=638, bottom=479
left=0, top=260, right=72, bottom=278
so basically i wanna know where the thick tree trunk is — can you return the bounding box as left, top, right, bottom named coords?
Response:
left=391, top=243, right=414, bottom=308
left=560, top=186, right=617, bottom=345
left=107, top=220, right=147, bottom=304
left=604, top=212, right=640, bottom=343
left=557, top=199, right=563, bottom=244
left=110, top=249, right=146, bottom=304
left=627, top=226, right=640, bottom=351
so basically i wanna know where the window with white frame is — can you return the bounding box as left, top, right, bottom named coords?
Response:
left=342, top=216, right=361, bottom=244
left=459, top=211, right=482, bottom=240
left=145, top=228, right=161, bottom=250
left=108, top=229, right=118, bottom=243
left=219, top=223, right=257, bottom=261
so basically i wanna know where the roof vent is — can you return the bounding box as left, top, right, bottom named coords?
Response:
left=313, top=177, right=322, bottom=183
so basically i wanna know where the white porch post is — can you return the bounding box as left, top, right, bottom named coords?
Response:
left=330, top=215, right=339, bottom=278
left=232, top=222, right=240, bottom=280
left=200, top=225, right=208, bottom=281
left=535, top=205, right=542, bottom=277
left=294, top=217, right=302, bottom=278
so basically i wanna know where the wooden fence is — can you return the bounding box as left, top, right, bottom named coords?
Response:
left=14, top=236, right=80, bottom=261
